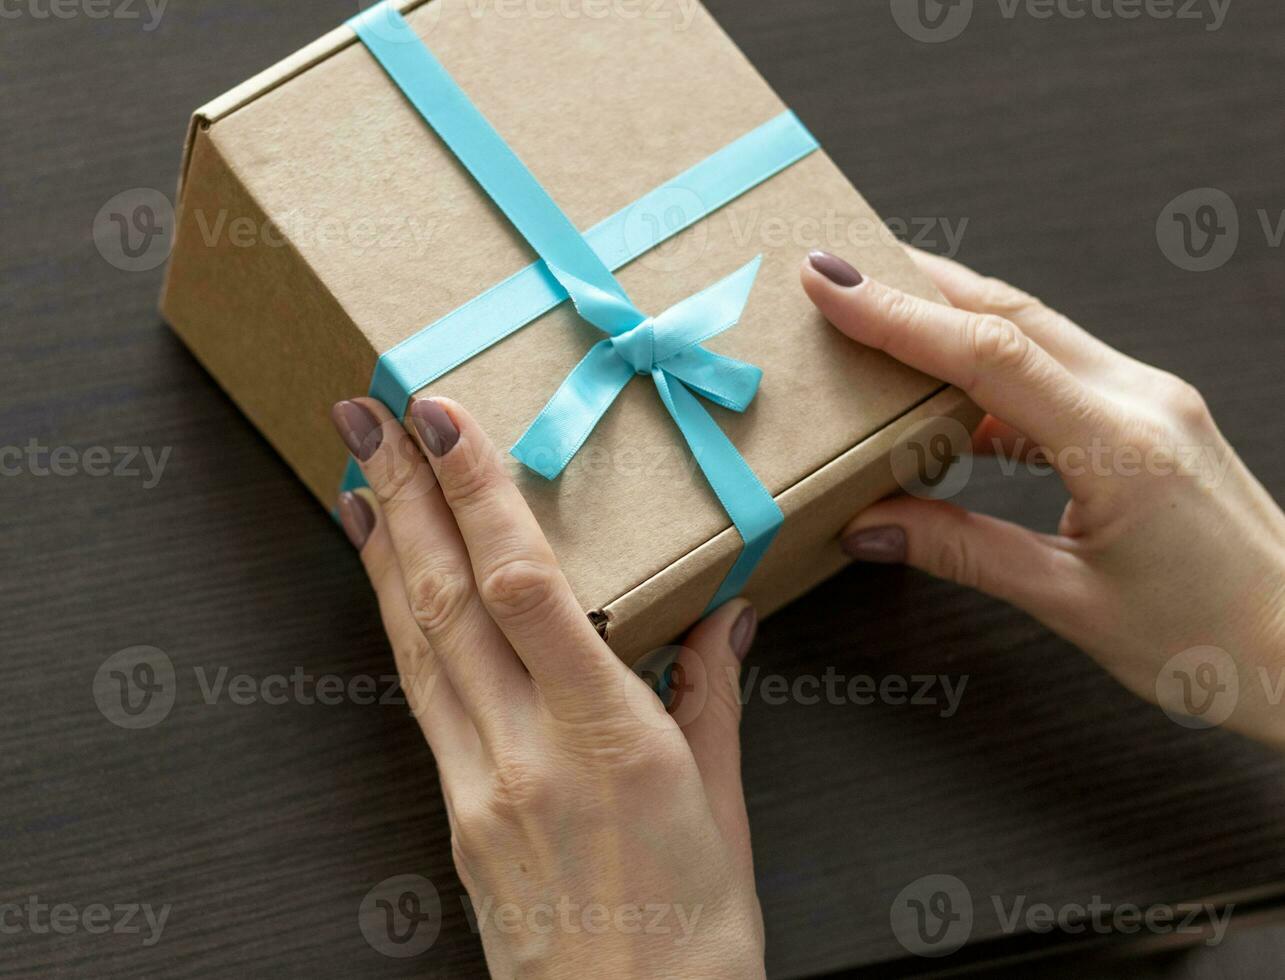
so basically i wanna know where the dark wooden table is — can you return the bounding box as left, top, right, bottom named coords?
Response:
left=3, top=0, right=1283, bottom=977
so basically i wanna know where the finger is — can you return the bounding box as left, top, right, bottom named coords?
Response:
left=903, top=246, right=1117, bottom=371
left=670, top=599, right=756, bottom=850
left=801, top=252, right=1116, bottom=467
left=331, top=398, right=529, bottom=732
left=337, top=489, right=478, bottom=772
left=840, top=496, right=1086, bottom=628
left=405, top=396, right=623, bottom=696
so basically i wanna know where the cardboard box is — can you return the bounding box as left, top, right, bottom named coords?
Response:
left=159, top=0, right=979, bottom=664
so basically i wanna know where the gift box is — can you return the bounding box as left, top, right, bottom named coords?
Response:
left=159, top=0, right=978, bottom=664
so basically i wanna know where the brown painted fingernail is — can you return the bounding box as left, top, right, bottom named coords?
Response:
left=337, top=491, right=375, bottom=550
left=331, top=400, right=382, bottom=462
left=409, top=398, right=460, bottom=457
left=841, top=526, right=907, bottom=563
left=729, top=604, right=757, bottom=662
left=808, top=250, right=863, bottom=287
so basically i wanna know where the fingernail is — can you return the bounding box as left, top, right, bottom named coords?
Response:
left=841, top=526, right=907, bottom=564
left=729, top=604, right=757, bottom=662
left=409, top=398, right=460, bottom=457
left=331, top=400, right=382, bottom=462
left=808, top=250, right=863, bottom=288
left=337, top=491, right=375, bottom=550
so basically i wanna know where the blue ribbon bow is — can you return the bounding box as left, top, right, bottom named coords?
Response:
left=512, top=257, right=763, bottom=479
left=349, top=1, right=789, bottom=611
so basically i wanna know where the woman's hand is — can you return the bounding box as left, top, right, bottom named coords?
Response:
left=803, top=248, right=1285, bottom=746
left=331, top=396, right=765, bottom=979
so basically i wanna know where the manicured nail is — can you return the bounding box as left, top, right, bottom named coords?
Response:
left=841, top=526, right=907, bottom=564
left=729, top=604, right=758, bottom=662
left=409, top=398, right=460, bottom=457
left=808, top=250, right=863, bottom=288
left=331, top=400, right=382, bottom=462
left=337, top=491, right=375, bottom=550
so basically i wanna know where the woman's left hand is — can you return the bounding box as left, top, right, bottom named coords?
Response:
left=331, top=394, right=766, bottom=980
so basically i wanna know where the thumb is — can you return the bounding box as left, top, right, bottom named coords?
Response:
left=670, top=599, right=756, bottom=848
left=841, top=497, right=1082, bottom=627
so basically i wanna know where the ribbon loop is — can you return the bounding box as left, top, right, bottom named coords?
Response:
left=648, top=256, right=763, bottom=362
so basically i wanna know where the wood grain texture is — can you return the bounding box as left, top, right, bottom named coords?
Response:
left=1, top=0, right=1282, bottom=977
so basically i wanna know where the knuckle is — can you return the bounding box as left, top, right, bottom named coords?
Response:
left=487, top=759, right=551, bottom=818
left=450, top=758, right=553, bottom=851
left=369, top=440, right=425, bottom=502
left=441, top=443, right=497, bottom=510
left=449, top=801, right=495, bottom=859
left=627, top=737, right=688, bottom=779
left=1162, top=375, right=1212, bottom=428
left=968, top=314, right=1032, bottom=376
left=407, top=566, right=473, bottom=635
left=370, top=441, right=439, bottom=506
left=872, top=284, right=919, bottom=336
left=478, top=556, right=560, bottom=621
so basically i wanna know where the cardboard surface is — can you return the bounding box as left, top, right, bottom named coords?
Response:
left=160, top=0, right=980, bottom=660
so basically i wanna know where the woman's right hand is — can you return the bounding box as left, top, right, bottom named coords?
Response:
left=802, top=248, right=1285, bottom=746
left=331, top=395, right=766, bottom=980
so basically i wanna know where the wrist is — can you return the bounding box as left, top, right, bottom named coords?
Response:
left=497, top=906, right=765, bottom=980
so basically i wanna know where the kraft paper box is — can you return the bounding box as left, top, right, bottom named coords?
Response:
left=159, top=0, right=979, bottom=664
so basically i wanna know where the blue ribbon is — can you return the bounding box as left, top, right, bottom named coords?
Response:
left=347, top=1, right=817, bottom=611
left=366, top=110, right=819, bottom=416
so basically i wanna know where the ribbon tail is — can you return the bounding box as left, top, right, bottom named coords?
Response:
left=661, top=346, right=761, bottom=412
left=511, top=340, right=635, bottom=479
left=651, top=369, right=783, bottom=612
